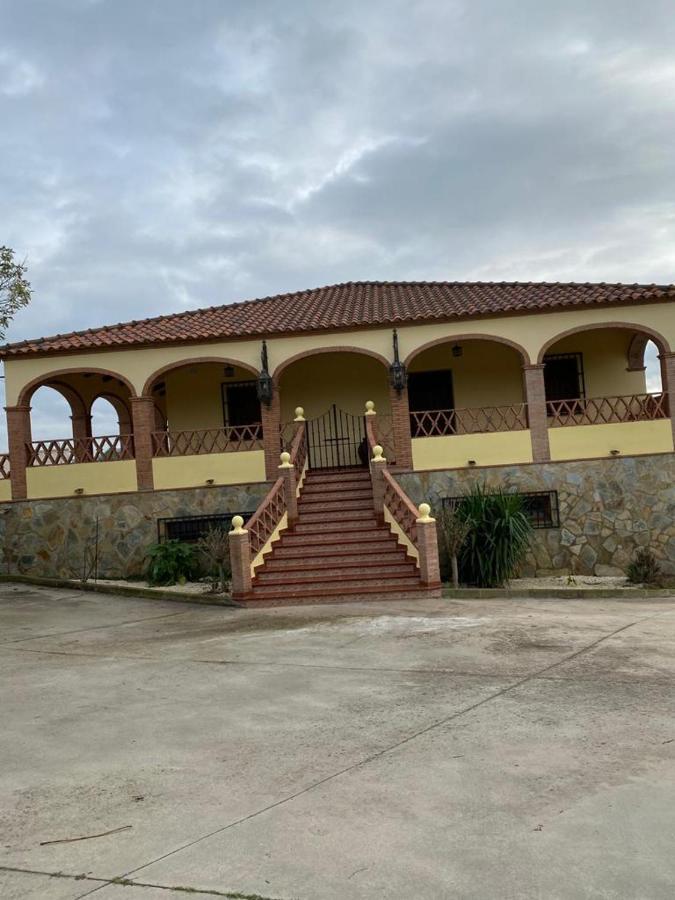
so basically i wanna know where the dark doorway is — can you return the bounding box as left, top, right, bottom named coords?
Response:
left=408, top=369, right=455, bottom=437
left=222, top=381, right=261, bottom=428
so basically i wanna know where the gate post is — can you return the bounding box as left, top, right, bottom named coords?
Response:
left=278, top=451, right=298, bottom=527
left=370, top=444, right=387, bottom=522
left=229, top=515, right=252, bottom=600
left=416, top=503, right=441, bottom=587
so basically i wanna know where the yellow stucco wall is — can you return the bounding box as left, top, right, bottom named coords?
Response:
left=278, top=352, right=391, bottom=422
left=26, top=461, right=137, bottom=499
left=163, top=363, right=256, bottom=430
left=412, top=431, right=534, bottom=471
left=548, top=420, right=673, bottom=461
left=5, top=301, right=673, bottom=408
left=0, top=481, right=12, bottom=503
left=545, top=330, right=649, bottom=396
left=152, top=450, right=266, bottom=490
left=408, top=341, right=524, bottom=407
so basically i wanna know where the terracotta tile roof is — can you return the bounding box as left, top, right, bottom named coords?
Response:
left=2, top=280, right=673, bottom=358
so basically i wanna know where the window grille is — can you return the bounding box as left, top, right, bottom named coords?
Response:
left=441, top=490, right=559, bottom=529
left=157, top=512, right=255, bottom=543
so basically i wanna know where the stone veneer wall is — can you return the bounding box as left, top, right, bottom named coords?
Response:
left=0, top=482, right=270, bottom=580
left=395, top=452, right=675, bottom=577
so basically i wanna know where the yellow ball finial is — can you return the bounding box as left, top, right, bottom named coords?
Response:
left=279, top=451, right=292, bottom=468
left=294, top=406, right=305, bottom=421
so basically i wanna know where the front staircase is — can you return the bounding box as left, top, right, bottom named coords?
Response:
left=246, top=467, right=428, bottom=604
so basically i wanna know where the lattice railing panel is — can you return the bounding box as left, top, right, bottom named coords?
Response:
left=246, top=478, right=286, bottom=557
left=373, top=414, right=397, bottom=463
left=152, top=423, right=263, bottom=457
left=382, top=470, right=418, bottom=547
left=0, top=454, right=9, bottom=479
left=28, top=434, right=134, bottom=466
left=547, top=393, right=668, bottom=427
left=410, top=404, right=528, bottom=438
left=290, top=423, right=307, bottom=470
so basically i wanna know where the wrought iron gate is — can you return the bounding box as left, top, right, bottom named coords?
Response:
left=306, top=405, right=368, bottom=469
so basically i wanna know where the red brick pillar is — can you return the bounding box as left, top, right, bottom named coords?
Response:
left=660, top=352, right=675, bottom=444
left=130, top=397, right=155, bottom=491
left=229, top=516, right=252, bottom=600
left=522, top=364, right=551, bottom=462
left=71, top=411, right=92, bottom=462
left=261, top=391, right=281, bottom=481
left=5, top=405, right=31, bottom=501
left=416, top=503, right=441, bottom=587
left=388, top=384, right=413, bottom=468
left=278, top=451, right=298, bottom=527
left=370, top=446, right=387, bottom=522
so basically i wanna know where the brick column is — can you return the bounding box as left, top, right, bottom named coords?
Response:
left=229, top=516, right=252, bottom=600
left=5, top=405, right=31, bottom=501
left=660, top=352, right=675, bottom=444
left=370, top=446, right=387, bottom=522
left=71, top=412, right=92, bottom=463
left=388, top=384, right=413, bottom=468
left=522, top=364, right=551, bottom=462
left=130, top=397, right=155, bottom=491
left=415, top=503, right=441, bottom=588
left=261, top=391, right=281, bottom=481
left=278, top=451, right=298, bottom=527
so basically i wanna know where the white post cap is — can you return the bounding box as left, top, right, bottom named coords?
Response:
left=230, top=515, right=247, bottom=534
left=364, top=400, right=376, bottom=415
left=372, top=444, right=386, bottom=462
left=294, top=407, right=306, bottom=421
left=279, top=450, right=293, bottom=469
left=416, top=502, right=435, bottom=524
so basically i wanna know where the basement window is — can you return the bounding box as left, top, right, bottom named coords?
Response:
left=157, top=512, right=255, bottom=543
left=441, top=490, right=560, bottom=529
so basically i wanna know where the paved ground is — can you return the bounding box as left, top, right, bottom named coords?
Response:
left=1, top=583, right=674, bottom=900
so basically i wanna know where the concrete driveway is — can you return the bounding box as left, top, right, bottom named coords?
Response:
left=1, top=583, right=674, bottom=900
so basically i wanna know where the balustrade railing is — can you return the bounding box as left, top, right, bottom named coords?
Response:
left=382, top=468, right=419, bottom=545
left=410, top=403, right=528, bottom=438
left=0, top=454, right=10, bottom=479
left=246, top=477, right=287, bottom=557
left=28, top=434, right=134, bottom=467
left=546, top=393, right=668, bottom=427
left=152, top=423, right=263, bottom=457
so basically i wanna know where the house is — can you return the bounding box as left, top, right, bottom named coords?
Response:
left=1, top=281, right=674, bottom=601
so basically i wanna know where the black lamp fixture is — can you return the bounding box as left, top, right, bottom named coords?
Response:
left=256, top=340, right=273, bottom=406
left=389, top=329, right=408, bottom=394
left=452, top=343, right=463, bottom=358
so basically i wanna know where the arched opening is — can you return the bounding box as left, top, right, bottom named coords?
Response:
left=90, top=396, right=125, bottom=437
left=19, top=370, right=135, bottom=465
left=29, top=385, right=77, bottom=442
left=541, top=326, right=665, bottom=419
left=276, top=350, right=391, bottom=467
left=144, top=360, right=262, bottom=456
left=405, top=337, right=528, bottom=437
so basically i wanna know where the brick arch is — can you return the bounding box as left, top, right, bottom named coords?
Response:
left=536, top=322, right=671, bottom=364
left=18, top=367, right=137, bottom=407
left=141, top=356, right=259, bottom=396
left=272, top=346, right=390, bottom=384
left=404, top=333, right=530, bottom=367
left=89, top=392, right=132, bottom=435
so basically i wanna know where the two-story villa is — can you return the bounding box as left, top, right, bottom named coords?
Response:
left=1, top=281, right=674, bottom=601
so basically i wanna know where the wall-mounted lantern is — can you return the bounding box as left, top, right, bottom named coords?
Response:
left=256, top=340, right=274, bottom=407
left=389, top=329, right=408, bottom=394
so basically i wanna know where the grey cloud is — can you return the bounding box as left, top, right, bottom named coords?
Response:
left=1, top=0, right=674, bottom=443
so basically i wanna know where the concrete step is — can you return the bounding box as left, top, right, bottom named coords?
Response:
left=240, top=584, right=439, bottom=606
left=292, top=517, right=380, bottom=534
left=258, top=560, right=417, bottom=580
left=252, top=573, right=424, bottom=596
left=299, top=489, right=373, bottom=504
left=297, top=507, right=375, bottom=524
left=303, top=469, right=370, bottom=485
left=266, top=548, right=409, bottom=567
left=273, top=531, right=398, bottom=550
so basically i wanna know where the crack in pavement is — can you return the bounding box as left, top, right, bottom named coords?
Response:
left=70, top=609, right=664, bottom=899
left=0, top=865, right=286, bottom=899
left=0, top=608, right=196, bottom=646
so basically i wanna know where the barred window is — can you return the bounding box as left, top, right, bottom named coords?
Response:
left=441, top=490, right=559, bottom=529
left=157, top=512, right=255, bottom=543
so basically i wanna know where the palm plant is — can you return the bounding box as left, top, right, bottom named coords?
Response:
left=455, top=484, right=533, bottom=587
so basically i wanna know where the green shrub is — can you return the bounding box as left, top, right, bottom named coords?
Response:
left=455, top=484, right=533, bottom=588
left=146, top=540, right=196, bottom=586
left=626, top=547, right=661, bottom=585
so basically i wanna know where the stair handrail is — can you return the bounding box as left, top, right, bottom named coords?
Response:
left=364, top=401, right=440, bottom=588
left=228, top=408, right=307, bottom=601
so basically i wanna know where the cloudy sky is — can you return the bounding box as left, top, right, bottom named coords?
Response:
left=1, top=0, right=673, bottom=440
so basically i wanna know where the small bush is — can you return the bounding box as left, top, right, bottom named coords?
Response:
left=626, top=547, right=661, bottom=585
left=146, top=540, right=196, bottom=586
left=196, top=526, right=231, bottom=594
left=455, top=484, right=533, bottom=588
